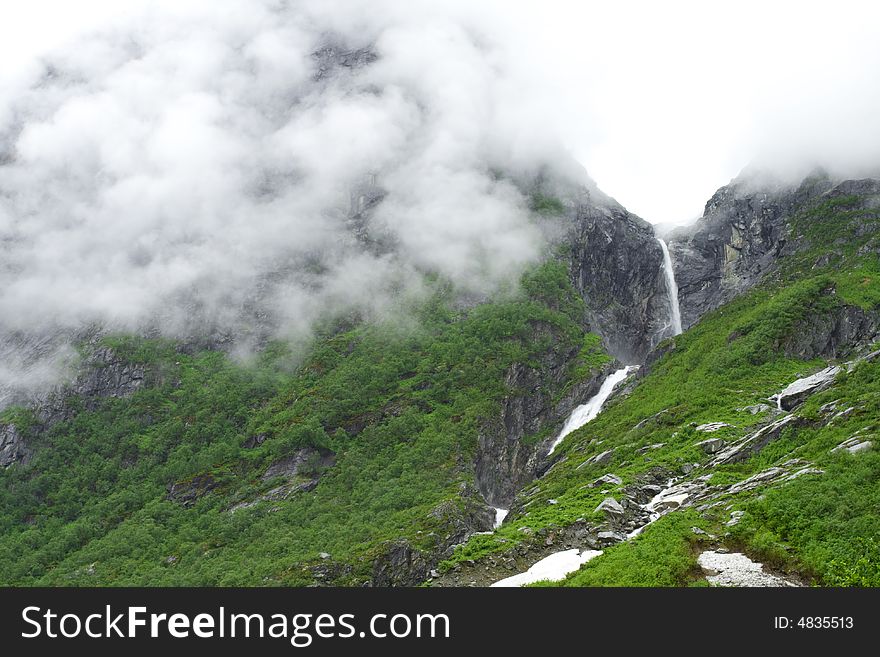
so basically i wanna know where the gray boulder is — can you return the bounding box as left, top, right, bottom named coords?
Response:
left=589, top=473, right=623, bottom=488
left=831, top=436, right=874, bottom=455
left=771, top=366, right=840, bottom=411
left=595, top=497, right=625, bottom=516
left=696, top=437, right=726, bottom=454
left=695, top=422, right=731, bottom=433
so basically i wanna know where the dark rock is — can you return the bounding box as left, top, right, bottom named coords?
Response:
left=167, top=474, right=220, bottom=507
left=35, top=346, right=147, bottom=426
left=372, top=486, right=495, bottom=587
left=475, top=352, right=613, bottom=507
left=564, top=192, right=670, bottom=362
left=696, top=437, right=726, bottom=454
left=0, top=423, right=30, bottom=467
left=243, top=433, right=267, bottom=449
left=780, top=304, right=880, bottom=360
left=262, top=447, right=336, bottom=481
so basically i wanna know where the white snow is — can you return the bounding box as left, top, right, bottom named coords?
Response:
left=492, top=507, right=509, bottom=528
left=698, top=551, right=800, bottom=587
left=657, top=238, right=683, bottom=337
left=490, top=548, right=603, bottom=587
left=547, top=366, right=637, bottom=455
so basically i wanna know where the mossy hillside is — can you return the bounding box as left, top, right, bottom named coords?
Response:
left=442, top=278, right=838, bottom=567
left=0, top=261, right=610, bottom=585
left=536, top=510, right=711, bottom=587
left=443, top=194, right=880, bottom=583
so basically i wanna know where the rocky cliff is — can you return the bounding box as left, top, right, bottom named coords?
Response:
left=668, top=171, right=835, bottom=328
left=668, top=172, right=880, bottom=330
left=566, top=196, right=671, bottom=362
left=0, top=344, right=148, bottom=468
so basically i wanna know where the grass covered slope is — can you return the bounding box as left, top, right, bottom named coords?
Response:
left=442, top=186, right=880, bottom=586
left=0, top=262, right=610, bottom=585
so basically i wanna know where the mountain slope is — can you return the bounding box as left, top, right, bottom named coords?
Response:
left=435, top=175, right=880, bottom=587
left=2, top=173, right=879, bottom=587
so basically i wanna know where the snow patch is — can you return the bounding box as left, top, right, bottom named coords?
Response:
left=491, top=548, right=603, bottom=587
left=698, top=551, right=800, bottom=587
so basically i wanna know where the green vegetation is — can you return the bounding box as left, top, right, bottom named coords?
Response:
left=538, top=511, right=709, bottom=587
left=530, top=193, right=566, bottom=216
left=2, top=186, right=879, bottom=587
left=445, top=191, right=880, bottom=586
left=0, top=262, right=609, bottom=585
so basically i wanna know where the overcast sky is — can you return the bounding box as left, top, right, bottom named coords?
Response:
left=2, top=0, right=879, bottom=224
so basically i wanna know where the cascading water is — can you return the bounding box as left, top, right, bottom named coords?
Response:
left=657, top=238, right=683, bottom=337
left=547, top=365, right=638, bottom=455
left=492, top=507, right=509, bottom=528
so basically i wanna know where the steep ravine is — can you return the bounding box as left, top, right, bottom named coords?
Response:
left=480, top=251, right=684, bottom=586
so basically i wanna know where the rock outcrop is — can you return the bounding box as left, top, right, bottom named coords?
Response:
left=372, top=483, right=495, bottom=586
left=780, top=303, right=880, bottom=360
left=666, top=172, right=880, bottom=329
left=474, top=321, right=619, bottom=507
left=770, top=366, right=840, bottom=411
left=0, top=423, right=30, bottom=467
left=36, top=346, right=147, bottom=426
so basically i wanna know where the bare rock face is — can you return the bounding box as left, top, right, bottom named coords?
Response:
left=36, top=346, right=147, bottom=426
left=371, top=483, right=495, bottom=587
left=371, top=541, right=431, bottom=588
left=167, top=474, right=221, bottom=508
left=0, top=423, right=30, bottom=467
left=260, top=447, right=337, bottom=497
left=669, top=173, right=833, bottom=329
left=780, top=303, right=880, bottom=360
left=669, top=173, right=880, bottom=331
left=262, top=447, right=336, bottom=481
left=565, top=193, right=671, bottom=362
left=475, top=350, right=616, bottom=508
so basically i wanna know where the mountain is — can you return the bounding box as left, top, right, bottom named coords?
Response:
left=437, top=171, right=880, bottom=587
left=1, top=29, right=879, bottom=587
left=3, top=165, right=878, bottom=587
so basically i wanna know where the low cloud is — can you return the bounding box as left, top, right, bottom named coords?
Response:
left=0, top=1, right=581, bottom=401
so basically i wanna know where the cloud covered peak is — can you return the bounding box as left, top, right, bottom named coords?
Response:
left=0, top=2, right=590, bottom=394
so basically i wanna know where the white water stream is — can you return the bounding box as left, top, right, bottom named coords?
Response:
left=489, top=240, right=687, bottom=585
left=547, top=365, right=637, bottom=455
left=657, top=238, right=682, bottom=337
left=492, top=507, right=509, bottom=529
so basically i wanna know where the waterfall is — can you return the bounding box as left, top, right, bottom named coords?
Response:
left=492, top=507, right=509, bottom=528
left=547, top=365, right=638, bottom=455
left=657, top=238, right=683, bottom=337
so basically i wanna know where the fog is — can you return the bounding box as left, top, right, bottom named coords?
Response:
left=1, top=1, right=879, bottom=401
